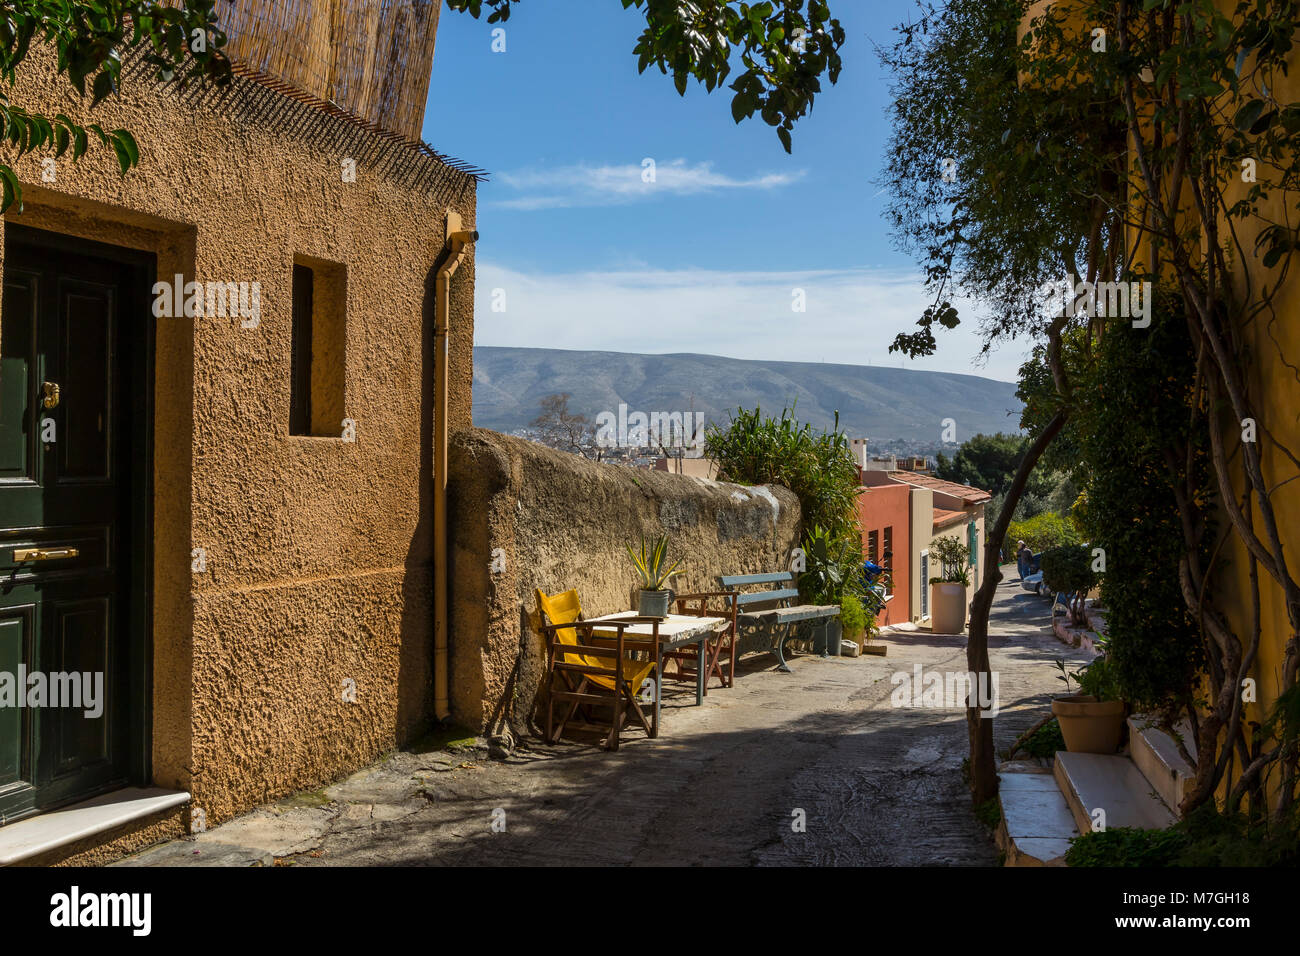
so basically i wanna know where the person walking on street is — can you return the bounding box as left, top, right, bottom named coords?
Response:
left=1016, top=540, right=1032, bottom=580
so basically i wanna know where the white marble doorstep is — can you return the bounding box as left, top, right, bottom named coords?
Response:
left=0, top=787, right=190, bottom=866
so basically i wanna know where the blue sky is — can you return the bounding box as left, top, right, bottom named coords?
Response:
left=424, top=0, right=1031, bottom=383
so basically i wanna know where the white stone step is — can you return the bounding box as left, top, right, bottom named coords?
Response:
left=996, top=766, right=1078, bottom=866
left=1054, top=751, right=1176, bottom=835
left=0, top=787, right=190, bottom=866
left=1127, top=715, right=1196, bottom=815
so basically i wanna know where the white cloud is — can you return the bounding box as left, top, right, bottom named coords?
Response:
left=493, top=159, right=805, bottom=210
left=473, top=262, right=1033, bottom=382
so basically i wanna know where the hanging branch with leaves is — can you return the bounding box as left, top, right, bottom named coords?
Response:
left=0, top=1, right=233, bottom=211
left=447, top=0, right=844, bottom=153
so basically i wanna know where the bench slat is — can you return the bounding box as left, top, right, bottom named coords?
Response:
left=734, top=588, right=800, bottom=606
left=720, top=572, right=794, bottom=587
left=740, top=604, right=839, bottom=625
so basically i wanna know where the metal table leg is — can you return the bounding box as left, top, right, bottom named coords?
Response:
left=696, top=637, right=706, bottom=705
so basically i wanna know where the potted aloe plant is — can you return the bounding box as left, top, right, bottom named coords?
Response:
left=626, top=533, right=684, bottom=618
left=928, top=535, right=971, bottom=635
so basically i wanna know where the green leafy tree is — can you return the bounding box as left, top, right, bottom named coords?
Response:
left=447, top=0, right=844, bottom=152
left=0, top=1, right=231, bottom=211
left=1039, top=543, right=1097, bottom=627
left=935, top=432, right=1058, bottom=503
left=884, top=0, right=1300, bottom=822
left=878, top=0, right=1116, bottom=804
left=1005, top=511, right=1079, bottom=560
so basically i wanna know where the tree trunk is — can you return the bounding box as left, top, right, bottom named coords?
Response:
left=967, top=409, right=1069, bottom=804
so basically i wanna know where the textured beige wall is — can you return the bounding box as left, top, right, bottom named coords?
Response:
left=1, top=47, right=476, bottom=841
left=910, top=487, right=933, bottom=622
left=17, top=808, right=186, bottom=868
left=448, top=429, right=802, bottom=739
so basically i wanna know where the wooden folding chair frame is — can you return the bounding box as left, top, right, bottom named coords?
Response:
left=539, top=614, right=663, bottom=751
left=665, top=591, right=738, bottom=692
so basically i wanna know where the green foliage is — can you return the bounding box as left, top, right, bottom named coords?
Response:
left=838, top=591, right=867, bottom=636
left=1021, top=717, right=1065, bottom=759
left=1075, top=654, right=1119, bottom=704
left=881, top=0, right=1111, bottom=359
left=1039, top=543, right=1097, bottom=625
left=625, top=533, right=683, bottom=591
left=447, top=0, right=845, bottom=154
left=1005, top=511, right=1079, bottom=560
left=1073, top=294, right=1207, bottom=712
left=973, top=797, right=1001, bottom=831
left=0, top=1, right=231, bottom=212
left=1067, top=805, right=1300, bottom=868
left=928, top=535, right=969, bottom=585
left=705, top=404, right=861, bottom=548
left=935, top=432, right=1056, bottom=502
left=1066, top=825, right=1188, bottom=867
left=1053, top=658, right=1078, bottom=696
left=799, top=524, right=860, bottom=604
left=1260, top=684, right=1300, bottom=757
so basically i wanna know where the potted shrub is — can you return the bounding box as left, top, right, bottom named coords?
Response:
left=839, top=592, right=869, bottom=653
left=928, top=535, right=971, bottom=634
left=798, top=526, right=860, bottom=656
left=1051, top=654, right=1125, bottom=753
left=626, top=533, right=683, bottom=618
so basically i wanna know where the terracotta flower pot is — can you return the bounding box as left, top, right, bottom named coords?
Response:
left=930, top=582, right=968, bottom=635
left=1052, top=694, right=1126, bottom=754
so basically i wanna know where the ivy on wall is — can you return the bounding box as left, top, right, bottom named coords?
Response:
left=1075, top=295, right=1210, bottom=713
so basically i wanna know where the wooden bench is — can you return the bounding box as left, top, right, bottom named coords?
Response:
left=720, top=572, right=840, bottom=673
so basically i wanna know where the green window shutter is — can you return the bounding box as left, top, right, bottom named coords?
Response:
left=968, top=522, right=977, bottom=566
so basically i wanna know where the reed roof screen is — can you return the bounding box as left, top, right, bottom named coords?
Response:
left=218, top=0, right=441, bottom=141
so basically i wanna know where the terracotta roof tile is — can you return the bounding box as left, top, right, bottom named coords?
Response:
left=932, top=507, right=968, bottom=528
left=893, top=470, right=992, bottom=503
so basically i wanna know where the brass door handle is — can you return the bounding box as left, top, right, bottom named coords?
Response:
left=13, top=547, right=79, bottom=562
left=42, top=382, right=60, bottom=409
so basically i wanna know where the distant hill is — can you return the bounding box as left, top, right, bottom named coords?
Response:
left=472, top=347, right=1023, bottom=444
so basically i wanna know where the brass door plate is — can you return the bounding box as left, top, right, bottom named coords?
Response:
left=13, top=547, right=79, bottom=561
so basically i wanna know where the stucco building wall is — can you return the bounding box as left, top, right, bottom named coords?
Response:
left=910, top=487, right=934, bottom=622
left=1, top=47, right=477, bottom=837
left=856, top=483, right=911, bottom=626
left=448, top=429, right=802, bottom=739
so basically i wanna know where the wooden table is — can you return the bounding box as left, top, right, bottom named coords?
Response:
left=585, top=613, right=729, bottom=717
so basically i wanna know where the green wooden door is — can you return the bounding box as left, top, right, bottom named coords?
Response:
left=0, top=226, right=151, bottom=824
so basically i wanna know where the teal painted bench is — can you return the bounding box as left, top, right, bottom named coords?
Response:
left=719, top=571, right=840, bottom=673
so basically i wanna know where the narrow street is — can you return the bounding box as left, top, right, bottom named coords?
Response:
left=121, top=569, right=1089, bottom=867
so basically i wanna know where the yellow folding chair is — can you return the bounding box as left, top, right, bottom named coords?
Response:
left=535, top=588, right=660, bottom=750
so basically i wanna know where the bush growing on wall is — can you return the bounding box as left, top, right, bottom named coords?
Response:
left=706, top=405, right=862, bottom=575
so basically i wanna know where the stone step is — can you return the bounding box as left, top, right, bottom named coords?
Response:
left=1127, top=715, right=1196, bottom=815
left=996, top=766, right=1078, bottom=866
left=1053, top=751, right=1177, bottom=835
left=0, top=787, right=190, bottom=866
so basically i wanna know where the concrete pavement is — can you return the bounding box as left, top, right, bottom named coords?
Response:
left=117, top=567, right=1087, bottom=867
